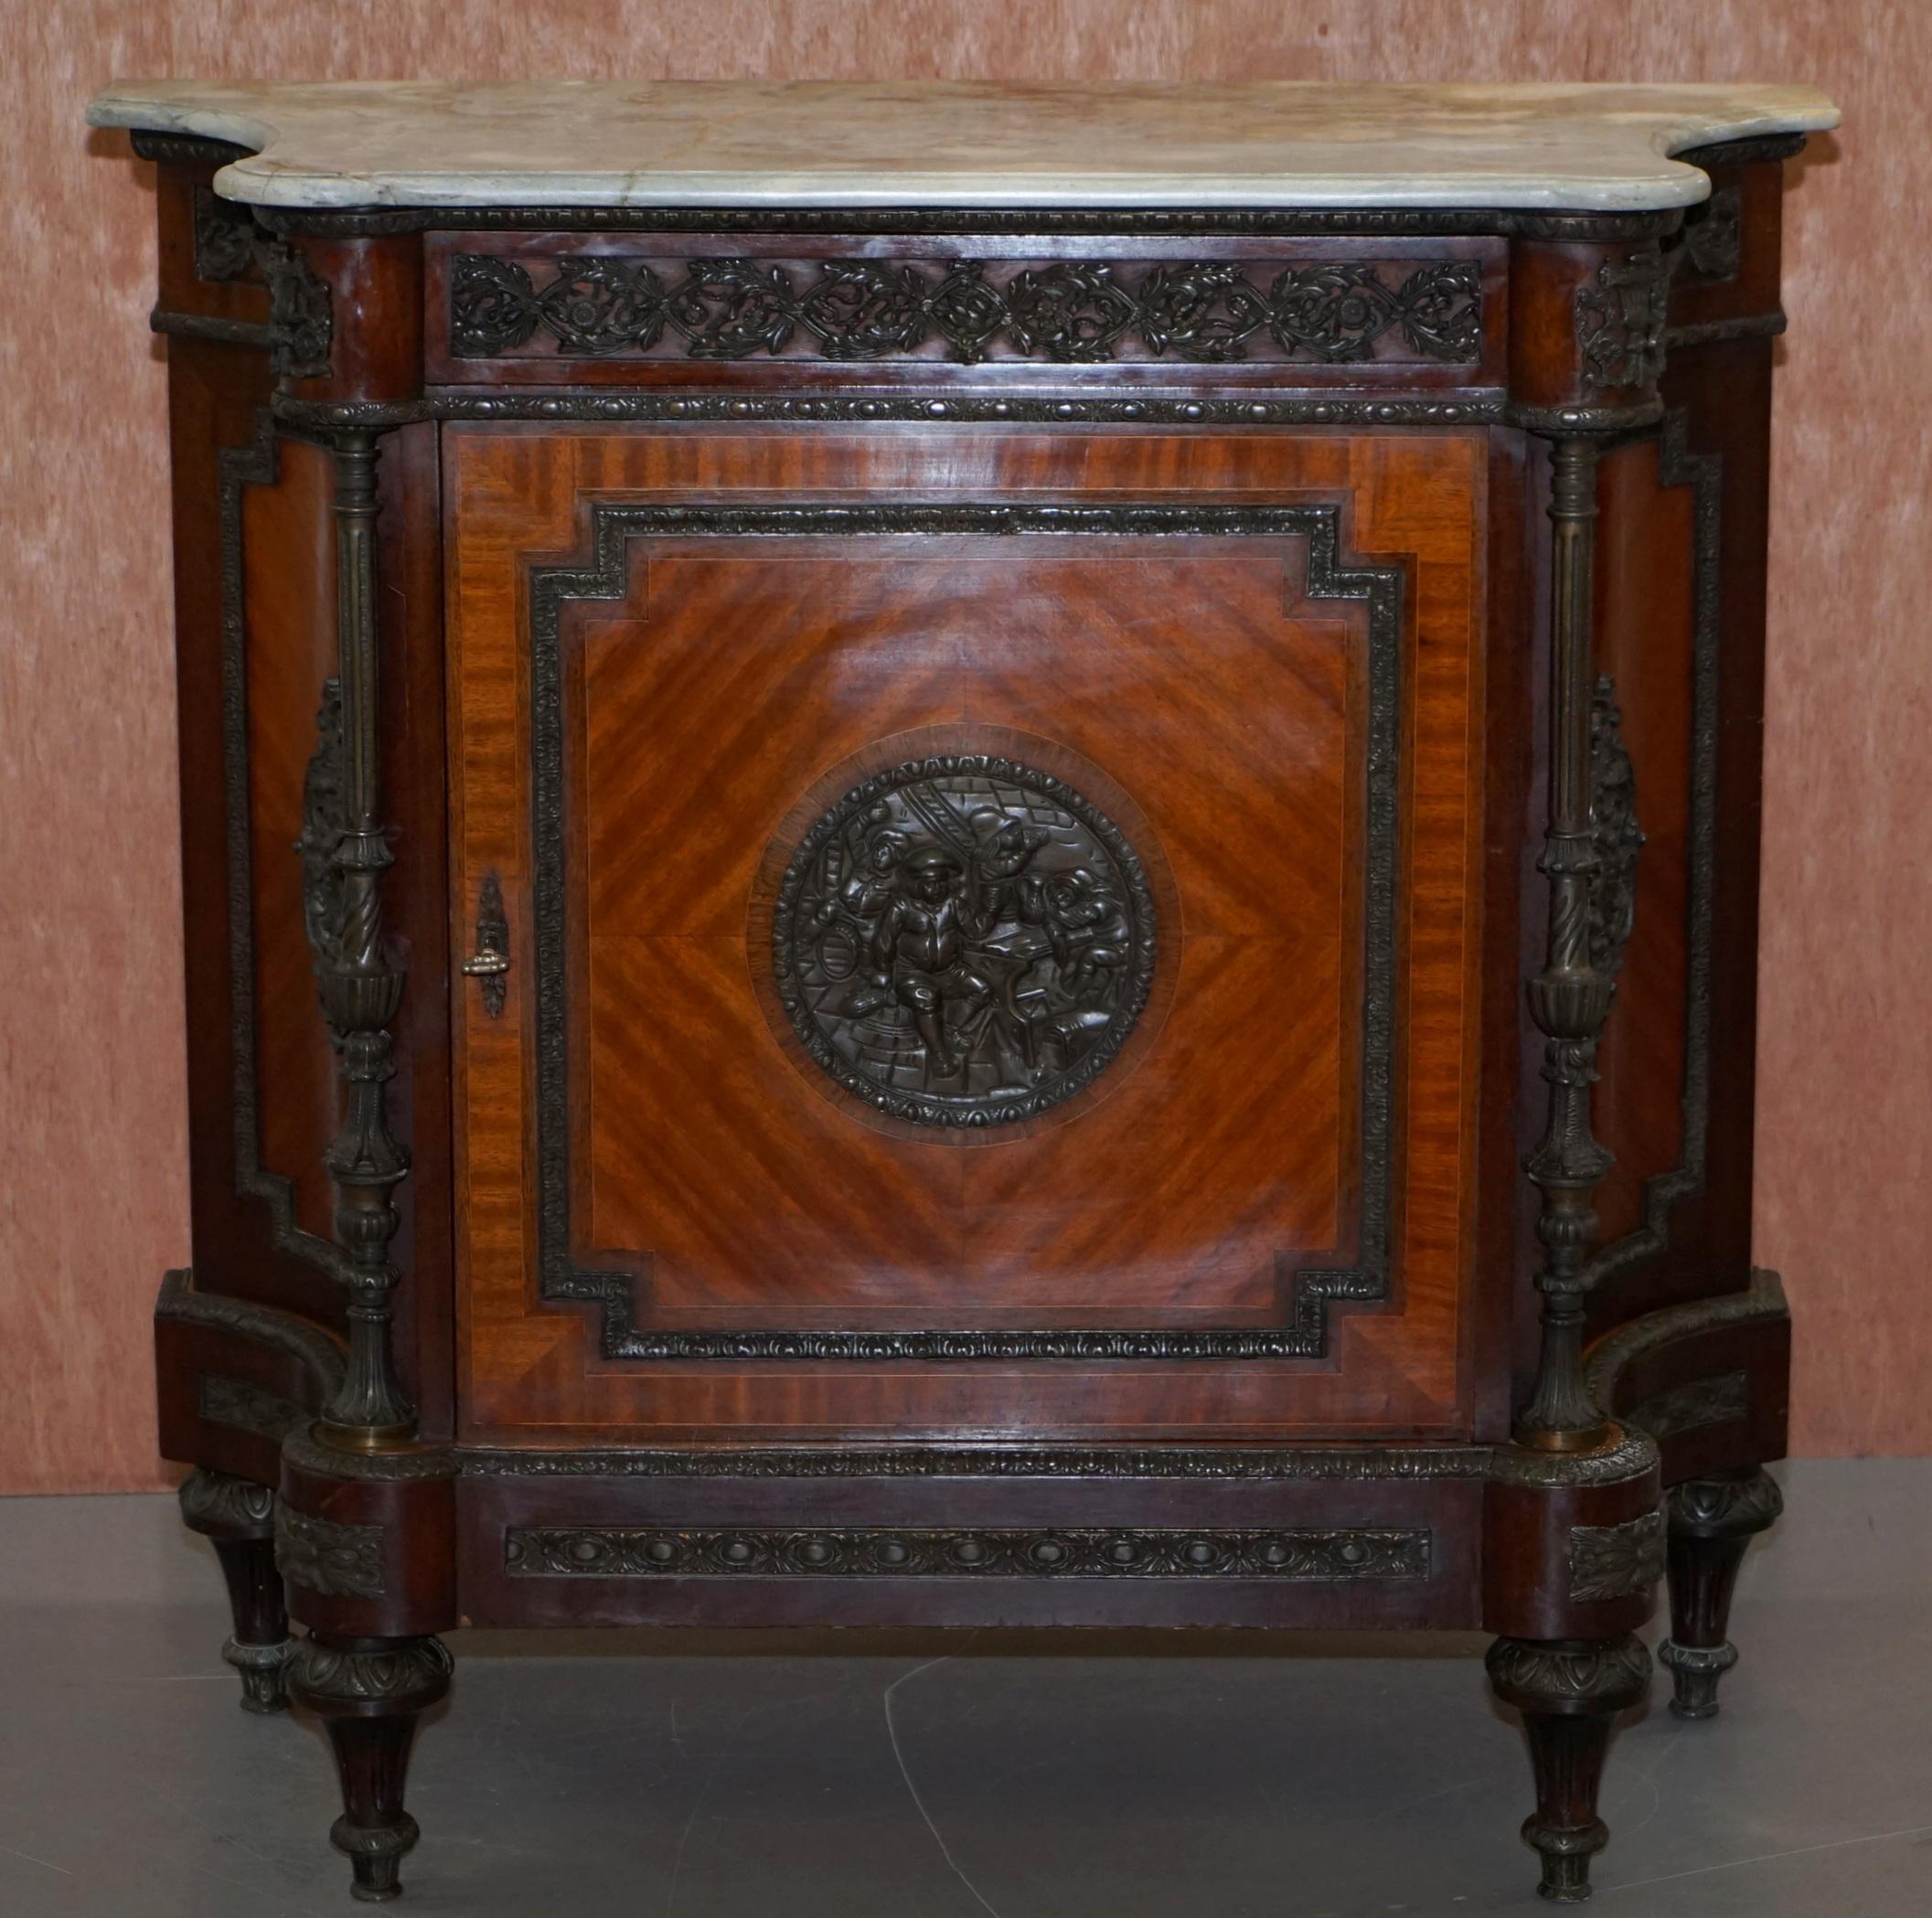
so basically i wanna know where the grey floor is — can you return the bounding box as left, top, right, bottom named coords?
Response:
left=1, top=1462, right=1927, bottom=1918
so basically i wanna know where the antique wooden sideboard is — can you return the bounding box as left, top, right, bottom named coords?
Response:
left=89, top=80, right=1837, bottom=1904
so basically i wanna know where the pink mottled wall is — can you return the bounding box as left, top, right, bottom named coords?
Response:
left=2, top=5, right=1923, bottom=1491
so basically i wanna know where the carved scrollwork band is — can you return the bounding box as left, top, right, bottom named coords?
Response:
left=507, top=1525, right=1430, bottom=1581
left=275, top=1504, right=387, bottom=1600
left=774, top=757, right=1155, bottom=1124
left=528, top=501, right=1401, bottom=1361
left=451, top=251, right=1481, bottom=366
left=1566, top=1506, right=1666, bottom=1604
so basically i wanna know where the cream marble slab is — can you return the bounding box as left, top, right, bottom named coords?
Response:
left=86, top=80, right=1838, bottom=214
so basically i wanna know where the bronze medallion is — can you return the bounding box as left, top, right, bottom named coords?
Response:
left=773, top=756, right=1156, bottom=1126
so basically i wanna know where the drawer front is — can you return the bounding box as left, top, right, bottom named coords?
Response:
left=447, top=424, right=1491, bottom=1442
left=423, top=231, right=1504, bottom=397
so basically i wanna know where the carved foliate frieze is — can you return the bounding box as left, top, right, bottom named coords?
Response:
left=274, top=1504, right=386, bottom=1599
left=1587, top=676, right=1645, bottom=981
left=1566, top=1506, right=1667, bottom=1604
left=774, top=757, right=1155, bottom=1126
left=450, top=251, right=1482, bottom=365
left=507, top=1525, right=1431, bottom=1580
left=1575, top=247, right=1670, bottom=390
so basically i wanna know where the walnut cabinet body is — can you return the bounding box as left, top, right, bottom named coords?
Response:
left=112, top=111, right=1815, bottom=1905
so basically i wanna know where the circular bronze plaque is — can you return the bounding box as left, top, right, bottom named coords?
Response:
left=772, top=756, right=1157, bottom=1126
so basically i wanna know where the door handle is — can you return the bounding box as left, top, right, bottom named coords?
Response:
left=462, top=871, right=510, bottom=1017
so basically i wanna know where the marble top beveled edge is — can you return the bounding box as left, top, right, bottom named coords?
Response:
left=86, top=80, right=1840, bottom=214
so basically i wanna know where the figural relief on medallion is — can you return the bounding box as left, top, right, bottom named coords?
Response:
left=771, top=756, right=1157, bottom=1127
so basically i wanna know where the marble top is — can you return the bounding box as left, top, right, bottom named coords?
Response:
left=87, top=81, right=1838, bottom=214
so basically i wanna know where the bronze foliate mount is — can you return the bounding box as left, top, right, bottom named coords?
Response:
left=450, top=251, right=1482, bottom=366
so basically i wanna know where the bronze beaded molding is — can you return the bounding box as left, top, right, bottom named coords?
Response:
left=272, top=389, right=1515, bottom=431
left=460, top=1443, right=1491, bottom=1481
left=525, top=501, right=1403, bottom=1363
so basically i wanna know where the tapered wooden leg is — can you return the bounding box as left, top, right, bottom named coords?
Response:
left=288, top=1635, right=452, bottom=1902
left=1487, top=1635, right=1650, bottom=1902
left=178, top=1466, right=292, bottom=1713
left=210, top=1533, right=294, bottom=1712
left=1659, top=1469, right=1783, bottom=1719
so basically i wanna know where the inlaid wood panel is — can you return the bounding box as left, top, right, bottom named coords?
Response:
left=1590, top=438, right=1695, bottom=1259
left=448, top=426, right=1488, bottom=1442
left=244, top=436, right=340, bottom=1252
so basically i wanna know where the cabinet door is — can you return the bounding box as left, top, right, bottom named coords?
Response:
left=448, top=425, right=1491, bottom=1444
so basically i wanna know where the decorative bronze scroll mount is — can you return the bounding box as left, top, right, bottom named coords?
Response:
left=1575, top=246, right=1670, bottom=391
left=771, top=754, right=1157, bottom=1127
